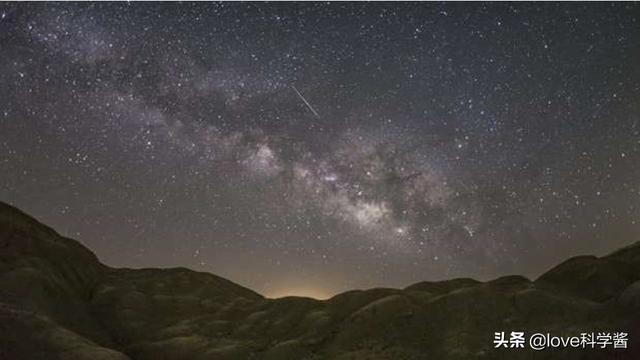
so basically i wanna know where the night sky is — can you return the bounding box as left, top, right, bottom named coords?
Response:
left=1, top=3, right=639, bottom=299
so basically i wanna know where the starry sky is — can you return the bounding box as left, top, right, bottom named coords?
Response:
left=1, top=3, right=639, bottom=299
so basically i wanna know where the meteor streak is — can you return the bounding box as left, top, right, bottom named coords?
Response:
left=292, top=85, right=320, bottom=118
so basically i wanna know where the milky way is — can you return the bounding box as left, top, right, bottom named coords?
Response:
left=1, top=3, right=639, bottom=298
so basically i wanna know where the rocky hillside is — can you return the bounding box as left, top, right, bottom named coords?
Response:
left=1, top=201, right=639, bottom=359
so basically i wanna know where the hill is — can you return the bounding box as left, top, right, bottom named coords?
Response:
left=1, top=201, right=639, bottom=359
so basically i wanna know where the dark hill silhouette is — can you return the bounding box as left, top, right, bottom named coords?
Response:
left=1, top=201, right=639, bottom=359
